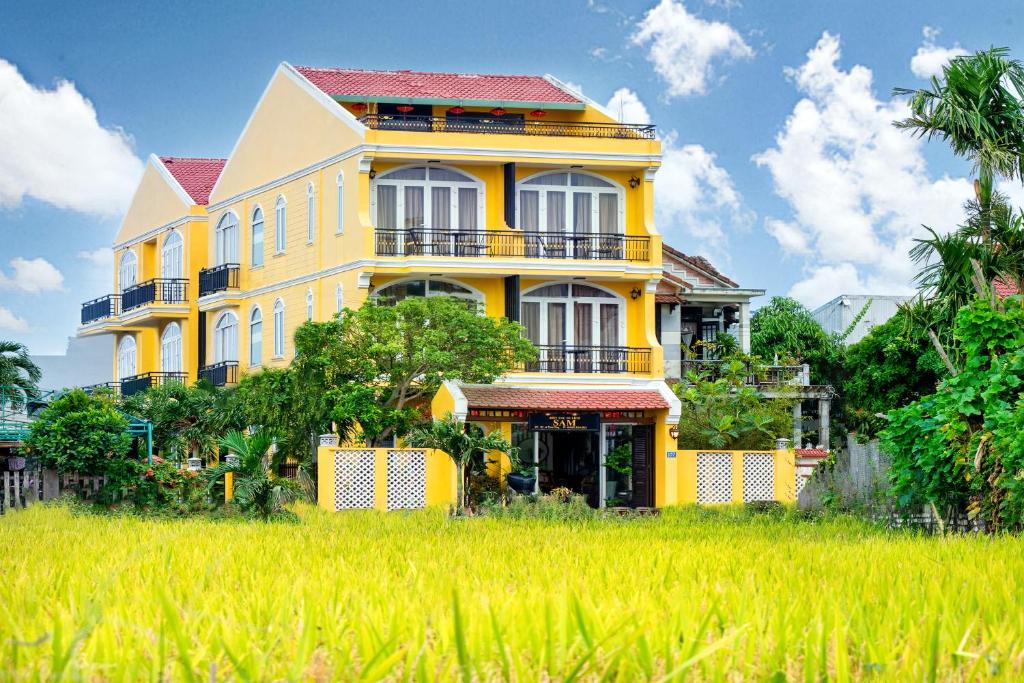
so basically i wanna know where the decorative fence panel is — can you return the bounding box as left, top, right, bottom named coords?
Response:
left=332, top=450, right=376, bottom=510
left=317, top=444, right=455, bottom=512
left=742, top=452, right=775, bottom=502
left=386, top=450, right=427, bottom=511
left=680, top=449, right=797, bottom=505
left=696, top=453, right=733, bottom=504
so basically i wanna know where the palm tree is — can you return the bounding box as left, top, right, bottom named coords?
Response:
left=404, top=413, right=517, bottom=515
left=205, top=430, right=303, bottom=520
left=0, top=340, right=42, bottom=412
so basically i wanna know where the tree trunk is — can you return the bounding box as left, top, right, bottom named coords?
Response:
left=455, top=462, right=466, bottom=515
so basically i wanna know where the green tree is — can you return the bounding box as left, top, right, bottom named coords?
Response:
left=23, top=389, right=132, bottom=475
left=121, top=381, right=223, bottom=463
left=673, top=354, right=794, bottom=450
left=0, top=340, right=42, bottom=411
left=749, top=297, right=842, bottom=387
left=404, top=413, right=517, bottom=515
left=299, top=296, right=536, bottom=445
left=205, top=430, right=302, bottom=520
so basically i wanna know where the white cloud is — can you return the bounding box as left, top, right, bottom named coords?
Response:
left=910, top=26, right=968, bottom=79
left=0, top=257, right=65, bottom=293
left=631, top=0, right=753, bottom=99
left=0, top=306, right=28, bottom=332
left=0, top=59, right=143, bottom=216
left=76, top=247, right=114, bottom=268
left=754, top=32, right=973, bottom=308
left=605, top=88, right=652, bottom=124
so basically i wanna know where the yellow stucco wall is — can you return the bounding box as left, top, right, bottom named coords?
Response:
left=114, top=158, right=192, bottom=245
left=674, top=449, right=797, bottom=505
left=316, top=446, right=457, bottom=511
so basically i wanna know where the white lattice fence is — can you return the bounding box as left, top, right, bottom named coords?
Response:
left=386, top=450, right=427, bottom=511
left=697, top=452, right=733, bottom=503
left=742, top=452, right=775, bottom=502
left=333, top=450, right=376, bottom=510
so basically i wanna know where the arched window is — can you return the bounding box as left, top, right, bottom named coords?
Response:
left=249, top=306, right=263, bottom=366
left=306, top=183, right=316, bottom=243
left=215, top=212, right=239, bottom=265
left=516, top=172, right=623, bottom=236
left=306, top=288, right=314, bottom=321
left=335, top=172, right=344, bottom=235
left=335, top=283, right=344, bottom=313
left=161, top=232, right=183, bottom=280
left=251, top=206, right=264, bottom=267
left=161, top=323, right=182, bottom=373
left=213, top=311, right=238, bottom=363
left=372, top=166, right=483, bottom=235
left=521, top=282, right=624, bottom=349
left=275, top=195, right=287, bottom=253
left=273, top=299, right=285, bottom=356
left=117, top=335, right=137, bottom=380
left=119, top=251, right=138, bottom=292
left=372, top=277, right=482, bottom=307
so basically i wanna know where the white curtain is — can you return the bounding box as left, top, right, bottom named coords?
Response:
left=458, top=188, right=477, bottom=231
left=599, top=193, right=618, bottom=234
left=431, top=186, right=450, bottom=230
left=404, top=186, right=424, bottom=229
left=377, top=185, right=397, bottom=229
left=547, top=191, right=566, bottom=233
left=519, top=190, right=539, bottom=231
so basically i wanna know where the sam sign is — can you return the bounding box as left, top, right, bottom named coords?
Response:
left=528, top=412, right=600, bottom=433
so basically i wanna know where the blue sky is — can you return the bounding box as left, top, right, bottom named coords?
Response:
left=1, top=0, right=1022, bottom=354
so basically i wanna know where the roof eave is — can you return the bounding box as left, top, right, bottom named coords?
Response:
left=330, top=94, right=584, bottom=110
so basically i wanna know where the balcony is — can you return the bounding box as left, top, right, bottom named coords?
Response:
left=81, top=381, right=121, bottom=396
left=375, top=229, right=651, bottom=263
left=121, top=278, right=189, bottom=312
left=81, top=295, right=120, bottom=324
left=199, top=361, right=239, bottom=387
left=680, top=359, right=809, bottom=386
left=358, top=114, right=656, bottom=140
left=198, top=263, right=240, bottom=297
left=119, top=372, right=187, bottom=398
left=521, top=346, right=652, bottom=374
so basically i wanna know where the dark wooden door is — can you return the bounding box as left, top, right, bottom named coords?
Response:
left=631, top=425, right=654, bottom=507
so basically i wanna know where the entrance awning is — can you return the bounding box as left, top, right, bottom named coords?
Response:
left=459, top=386, right=670, bottom=411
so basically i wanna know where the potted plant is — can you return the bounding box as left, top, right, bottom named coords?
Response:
left=605, top=443, right=632, bottom=499
left=506, top=455, right=537, bottom=494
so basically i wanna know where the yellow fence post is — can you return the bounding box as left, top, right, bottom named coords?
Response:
left=374, top=448, right=388, bottom=511
left=316, top=438, right=338, bottom=511
left=224, top=472, right=233, bottom=502
left=730, top=451, right=744, bottom=503
left=774, top=449, right=797, bottom=503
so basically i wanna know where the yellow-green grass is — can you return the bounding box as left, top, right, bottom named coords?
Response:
left=1, top=504, right=1023, bottom=681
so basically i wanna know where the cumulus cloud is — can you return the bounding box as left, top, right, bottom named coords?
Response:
left=631, top=0, right=753, bottom=99
left=0, top=257, right=65, bottom=293
left=0, top=59, right=143, bottom=216
left=0, top=306, right=28, bottom=332
left=605, top=88, right=652, bottom=124
left=910, top=26, right=968, bottom=79
left=754, top=32, right=972, bottom=308
left=76, top=247, right=115, bottom=268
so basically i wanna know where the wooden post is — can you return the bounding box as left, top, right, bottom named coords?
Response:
left=2, top=471, right=9, bottom=512
left=12, top=471, right=20, bottom=509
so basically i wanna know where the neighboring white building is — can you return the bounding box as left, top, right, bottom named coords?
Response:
left=31, top=334, right=114, bottom=391
left=812, top=295, right=910, bottom=345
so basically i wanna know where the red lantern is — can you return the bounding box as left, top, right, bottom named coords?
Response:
left=448, top=106, right=466, bottom=115
left=490, top=107, right=506, bottom=117
left=530, top=109, right=546, bottom=118
left=351, top=102, right=368, bottom=112
left=396, top=104, right=414, bottom=113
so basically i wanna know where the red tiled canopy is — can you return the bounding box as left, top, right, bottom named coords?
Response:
left=460, top=386, right=669, bottom=411
left=159, top=157, right=226, bottom=206
left=294, top=66, right=581, bottom=106
left=795, top=448, right=829, bottom=458
left=994, top=277, right=1019, bottom=299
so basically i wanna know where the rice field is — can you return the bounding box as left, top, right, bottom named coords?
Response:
left=1, top=504, right=1023, bottom=681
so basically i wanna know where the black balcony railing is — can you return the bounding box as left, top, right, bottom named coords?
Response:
left=680, top=359, right=808, bottom=386
left=198, top=263, right=240, bottom=297
left=81, top=294, right=121, bottom=324
left=81, top=381, right=121, bottom=396
left=120, top=278, right=189, bottom=312
left=375, top=229, right=651, bottom=262
left=199, top=361, right=239, bottom=387
left=119, top=371, right=186, bottom=398
left=358, top=114, right=656, bottom=139
left=521, top=345, right=652, bottom=374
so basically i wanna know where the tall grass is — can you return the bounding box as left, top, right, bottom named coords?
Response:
left=1, top=504, right=1023, bottom=680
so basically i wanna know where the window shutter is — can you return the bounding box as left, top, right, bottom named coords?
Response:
left=504, top=275, right=520, bottom=322
left=503, top=162, right=516, bottom=228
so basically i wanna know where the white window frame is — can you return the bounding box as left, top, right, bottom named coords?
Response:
left=369, top=165, right=485, bottom=243
left=119, top=251, right=138, bottom=292
left=161, top=322, right=183, bottom=373
left=306, top=182, right=316, bottom=244
left=342, top=171, right=350, bottom=235
left=515, top=171, right=625, bottom=235
left=273, top=298, right=285, bottom=357
left=335, top=283, right=344, bottom=313
left=275, top=195, right=287, bottom=254
left=251, top=205, right=264, bottom=267
left=215, top=211, right=240, bottom=265
left=249, top=305, right=263, bottom=367
left=213, top=311, right=239, bottom=363
left=370, top=276, right=484, bottom=306
left=161, top=231, right=184, bottom=280
left=306, top=288, right=314, bottom=321
left=117, top=335, right=137, bottom=380
left=520, top=281, right=626, bottom=348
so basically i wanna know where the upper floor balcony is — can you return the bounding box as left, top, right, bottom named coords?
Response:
left=358, top=113, right=656, bottom=140
left=198, top=263, right=240, bottom=298
left=374, top=229, right=651, bottom=262
left=80, top=278, right=189, bottom=329
left=680, top=359, right=810, bottom=387
left=521, top=345, right=652, bottom=375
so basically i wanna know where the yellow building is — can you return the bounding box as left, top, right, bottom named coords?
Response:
left=81, top=63, right=697, bottom=508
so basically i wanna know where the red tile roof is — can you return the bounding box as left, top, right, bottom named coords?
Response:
left=460, top=386, right=669, bottom=411
left=159, top=157, right=226, bottom=206
left=993, top=277, right=1019, bottom=299
left=294, top=67, right=581, bottom=106
left=795, top=448, right=829, bottom=458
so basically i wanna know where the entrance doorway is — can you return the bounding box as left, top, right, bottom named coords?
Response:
left=535, top=430, right=600, bottom=507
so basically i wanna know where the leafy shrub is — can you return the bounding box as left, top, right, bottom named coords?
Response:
left=23, top=389, right=132, bottom=475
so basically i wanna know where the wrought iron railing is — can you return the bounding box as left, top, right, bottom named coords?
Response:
left=121, top=278, right=189, bottom=312
left=81, top=381, right=121, bottom=396
left=81, top=294, right=121, bottom=324
left=199, top=361, right=239, bottom=387
left=198, top=263, right=240, bottom=297
left=119, top=372, right=187, bottom=398
left=680, top=359, right=808, bottom=386
left=358, top=114, right=656, bottom=139
left=520, top=345, right=652, bottom=374
left=374, top=229, right=651, bottom=262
